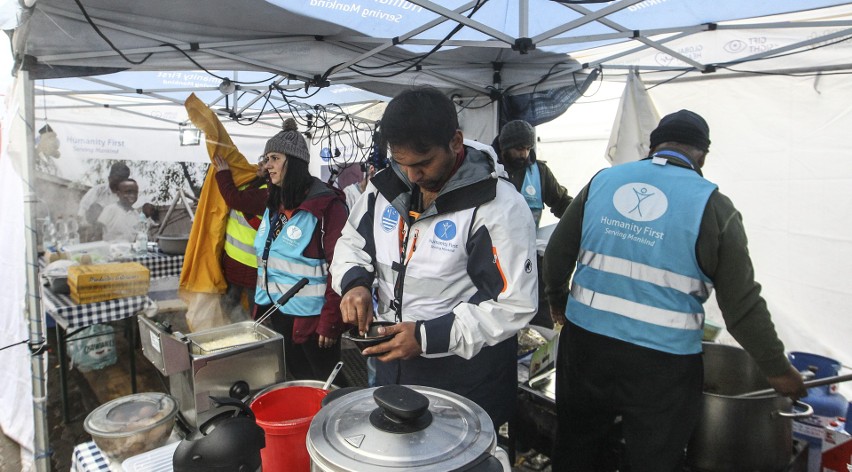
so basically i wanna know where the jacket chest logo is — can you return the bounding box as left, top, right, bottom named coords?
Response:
left=381, top=205, right=399, bottom=232
left=434, top=220, right=456, bottom=241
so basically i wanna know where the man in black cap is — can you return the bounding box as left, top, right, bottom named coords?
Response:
left=542, top=109, right=806, bottom=472
left=494, top=120, right=572, bottom=227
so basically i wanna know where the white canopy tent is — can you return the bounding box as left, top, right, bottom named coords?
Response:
left=4, top=1, right=852, bottom=469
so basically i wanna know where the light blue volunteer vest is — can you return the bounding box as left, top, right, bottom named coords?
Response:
left=522, top=163, right=544, bottom=227
left=254, top=209, right=328, bottom=316
left=567, top=153, right=717, bottom=355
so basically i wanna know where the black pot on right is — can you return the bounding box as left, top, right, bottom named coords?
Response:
left=687, top=343, right=811, bottom=472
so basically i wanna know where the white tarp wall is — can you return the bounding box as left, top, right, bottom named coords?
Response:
left=1, top=76, right=36, bottom=468
left=539, top=73, right=852, bottom=397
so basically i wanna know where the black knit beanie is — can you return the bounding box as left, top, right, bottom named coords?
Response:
left=649, top=109, right=711, bottom=152
left=264, top=118, right=310, bottom=163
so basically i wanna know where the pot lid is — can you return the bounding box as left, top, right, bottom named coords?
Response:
left=308, top=385, right=496, bottom=471
left=84, top=392, right=178, bottom=437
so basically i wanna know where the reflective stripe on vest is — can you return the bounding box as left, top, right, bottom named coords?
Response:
left=254, top=210, right=327, bottom=316
left=578, top=250, right=713, bottom=299
left=223, top=181, right=267, bottom=268
left=522, top=163, right=543, bottom=227
left=566, top=157, right=717, bottom=355
left=225, top=209, right=260, bottom=267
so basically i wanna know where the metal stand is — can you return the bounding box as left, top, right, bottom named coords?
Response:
left=55, top=316, right=138, bottom=423
left=157, top=181, right=197, bottom=237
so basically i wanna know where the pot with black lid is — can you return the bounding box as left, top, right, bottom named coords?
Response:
left=307, top=384, right=511, bottom=471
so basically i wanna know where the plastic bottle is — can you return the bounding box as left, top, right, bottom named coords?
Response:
left=55, top=216, right=67, bottom=250
left=66, top=217, right=80, bottom=246
left=41, top=215, right=56, bottom=252
left=134, top=212, right=149, bottom=256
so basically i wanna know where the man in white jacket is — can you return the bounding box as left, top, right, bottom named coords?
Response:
left=331, top=86, right=538, bottom=427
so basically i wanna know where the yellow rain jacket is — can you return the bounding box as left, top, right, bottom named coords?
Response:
left=180, top=93, right=260, bottom=296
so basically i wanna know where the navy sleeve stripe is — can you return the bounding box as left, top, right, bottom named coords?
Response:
left=424, top=313, right=455, bottom=354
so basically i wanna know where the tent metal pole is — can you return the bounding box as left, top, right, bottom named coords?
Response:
left=21, top=70, right=52, bottom=472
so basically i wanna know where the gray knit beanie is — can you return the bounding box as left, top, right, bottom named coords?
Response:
left=499, top=120, right=536, bottom=151
left=264, top=118, right=310, bottom=163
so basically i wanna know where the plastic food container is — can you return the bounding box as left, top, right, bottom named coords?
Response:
left=83, top=392, right=178, bottom=463
left=157, top=235, right=189, bottom=255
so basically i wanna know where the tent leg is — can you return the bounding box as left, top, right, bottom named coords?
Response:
left=55, top=327, right=70, bottom=424
left=21, top=72, right=52, bottom=471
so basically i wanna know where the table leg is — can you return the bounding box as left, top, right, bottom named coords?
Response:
left=507, top=414, right=517, bottom=465
left=128, top=316, right=137, bottom=393
left=55, top=326, right=70, bottom=424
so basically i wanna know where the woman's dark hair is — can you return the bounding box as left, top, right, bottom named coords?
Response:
left=381, top=86, right=458, bottom=154
left=267, top=157, right=312, bottom=211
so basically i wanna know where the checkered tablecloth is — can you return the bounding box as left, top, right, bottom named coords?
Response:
left=41, top=284, right=153, bottom=331
left=121, top=252, right=184, bottom=279
left=40, top=251, right=184, bottom=280
left=72, top=441, right=114, bottom=472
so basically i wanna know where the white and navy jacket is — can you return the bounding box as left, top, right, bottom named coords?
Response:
left=331, top=146, right=538, bottom=359
left=332, top=146, right=537, bottom=425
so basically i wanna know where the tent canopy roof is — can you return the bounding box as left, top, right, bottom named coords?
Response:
left=13, top=0, right=852, bottom=102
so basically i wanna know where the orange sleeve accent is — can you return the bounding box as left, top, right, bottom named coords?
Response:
left=493, top=246, right=507, bottom=294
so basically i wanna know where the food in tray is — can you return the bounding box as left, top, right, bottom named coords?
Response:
left=193, top=331, right=262, bottom=352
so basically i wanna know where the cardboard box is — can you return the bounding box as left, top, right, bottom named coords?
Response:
left=68, top=262, right=149, bottom=304
left=821, top=426, right=852, bottom=472
left=793, top=415, right=851, bottom=472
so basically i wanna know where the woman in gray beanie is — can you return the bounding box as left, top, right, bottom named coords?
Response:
left=254, top=118, right=351, bottom=386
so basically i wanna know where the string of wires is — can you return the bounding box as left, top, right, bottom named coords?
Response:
left=236, top=85, right=377, bottom=176
left=70, top=0, right=378, bottom=175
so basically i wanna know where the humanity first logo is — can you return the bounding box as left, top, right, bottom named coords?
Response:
left=612, top=183, right=668, bottom=222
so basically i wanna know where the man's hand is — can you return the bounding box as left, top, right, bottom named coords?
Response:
left=363, top=321, right=422, bottom=360
left=767, top=364, right=808, bottom=400
left=340, top=286, right=374, bottom=335
left=318, top=335, right=337, bottom=349
left=549, top=305, right=566, bottom=327
left=213, top=155, right=230, bottom=172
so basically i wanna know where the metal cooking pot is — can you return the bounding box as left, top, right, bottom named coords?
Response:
left=307, top=385, right=511, bottom=471
left=687, top=343, right=813, bottom=472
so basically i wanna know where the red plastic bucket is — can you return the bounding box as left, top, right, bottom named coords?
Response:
left=250, top=385, right=329, bottom=472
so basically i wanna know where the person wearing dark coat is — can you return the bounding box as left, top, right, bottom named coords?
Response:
left=543, top=109, right=806, bottom=472
left=493, top=120, right=573, bottom=227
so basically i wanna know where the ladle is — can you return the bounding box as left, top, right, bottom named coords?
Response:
left=737, top=372, right=852, bottom=398
left=323, top=361, right=344, bottom=391
left=253, top=277, right=309, bottom=332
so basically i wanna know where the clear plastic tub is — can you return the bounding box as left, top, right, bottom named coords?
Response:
left=83, top=392, right=178, bottom=463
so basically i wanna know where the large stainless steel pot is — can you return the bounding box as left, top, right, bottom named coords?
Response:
left=307, top=385, right=511, bottom=471
left=687, top=343, right=812, bottom=472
